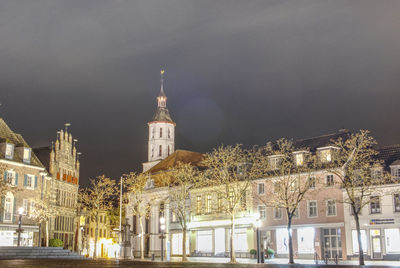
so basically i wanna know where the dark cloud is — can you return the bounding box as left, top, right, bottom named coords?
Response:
left=1, top=0, right=399, bottom=186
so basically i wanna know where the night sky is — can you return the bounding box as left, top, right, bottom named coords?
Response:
left=1, top=1, right=399, bottom=186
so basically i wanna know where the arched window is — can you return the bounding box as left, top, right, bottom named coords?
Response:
left=151, top=127, right=155, bottom=139
left=168, top=145, right=170, bottom=156
left=168, top=128, right=171, bottom=139
left=3, top=192, right=14, bottom=222
left=160, top=128, right=163, bottom=138
left=151, top=145, right=154, bottom=158
left=159, top=145, right=162, bottom=156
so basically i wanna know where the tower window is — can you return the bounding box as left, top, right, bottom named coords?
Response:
left=160, top=128, right=163, bottom=138
left=151, top=127, right=155, bottom=139
left=168, top=145, right=170, bottom=156
left=159, top=145, right=162, bottom=157
left=168, top=128, right=171, bottom=139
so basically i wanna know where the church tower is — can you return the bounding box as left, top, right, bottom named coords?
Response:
left=142, top=70, right=175, bottom=172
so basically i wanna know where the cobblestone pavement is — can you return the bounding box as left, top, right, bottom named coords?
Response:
left=0, top=259, right=398, bottom=268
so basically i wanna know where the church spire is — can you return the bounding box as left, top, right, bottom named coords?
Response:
left=157, top=69, right=167, bottom=108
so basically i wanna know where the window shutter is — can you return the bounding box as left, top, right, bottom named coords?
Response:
left=12, top=197, right=16, bottom=223
left=15, top=173, right=18, bottom=186
left=34, top=176, right=38, bottom=188
left=24, top=175, right=27, bottom=187
left=3, top=171, right=7, bottom=182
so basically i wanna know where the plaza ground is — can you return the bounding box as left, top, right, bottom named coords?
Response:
left=0, top=258, right=399, bottom=268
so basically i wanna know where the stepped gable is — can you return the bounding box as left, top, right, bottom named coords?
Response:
left=0, top=118, right=44, bottom=168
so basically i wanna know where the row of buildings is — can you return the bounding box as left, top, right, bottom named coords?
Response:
left=0, top=118, right=80, bottom=249
left=123, top=72, right=400, bottom=261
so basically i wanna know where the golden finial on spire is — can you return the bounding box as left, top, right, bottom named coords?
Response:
left=161, top=69, right=165, bottom=75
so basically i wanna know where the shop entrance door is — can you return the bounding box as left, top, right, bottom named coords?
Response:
left=321, top=228, right=342, bottom=259
left=371, top=236, right=382, bottom=259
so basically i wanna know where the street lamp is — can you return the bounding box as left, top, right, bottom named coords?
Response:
left=159, top=217, right=166, bottom=261
left=17, top=207, right=24, bottom=247
left=254, top=213, right=261, bottom=263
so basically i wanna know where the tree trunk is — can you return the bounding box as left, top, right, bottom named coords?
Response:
left=139, top=216, right=145, bottom=260
left=182, top=225, right=187, bottom=261
left=230, top=214, right=236, bottom=263
left=94, top=214, right=98, bottom=258
left=287, top=215, right=294, bottom=264
left=353, top=208, right=365, bottom=265
left=45, top=221, right=49, bottom=247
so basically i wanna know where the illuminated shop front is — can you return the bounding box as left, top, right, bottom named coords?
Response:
left=85, top=238, right=120, bottom=258
left=171, top=232, right=189, bottom=255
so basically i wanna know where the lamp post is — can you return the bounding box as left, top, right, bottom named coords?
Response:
left=159, top=217, right=166, bottom=261
left=254, top=213, right=261, bottom=264
left=17, top=207, right=24, bottom=247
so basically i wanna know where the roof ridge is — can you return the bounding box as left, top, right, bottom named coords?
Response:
left=378, top=144, right=400, bottom=150
left=296, top=131, right=348, bottom=142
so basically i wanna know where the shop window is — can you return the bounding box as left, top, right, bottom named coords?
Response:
left=308, top=200, right=317, bottom=217
left=327, top=199, right=337, bottom=216
left=172, top=232, right=189, bottom=255
left=370, top=196, right=381, bottom=214
left=276, top=228, right=289, bottom=254
left=385, top=228, right=400, bottom=254
left=197, top=230, right=212, bottom=252
left=351, top=230, right=367, bottom=253
left=297, top=227, right=315, bottom=253
left=229, top=228, right=248, bottom=252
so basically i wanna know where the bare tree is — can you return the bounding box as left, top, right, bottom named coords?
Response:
left=329, top=130, right=390, bottom=265
left=202, top=144, right=260, bottom=263
left=125, top=172, right=152, bottom=260
left=29, top=189, right=57, bottom=247
left=79, top=175, right=116, bottom=258
left=166, top=162, right=203, bottom=261
left=255, top=139, right=318, bottom=264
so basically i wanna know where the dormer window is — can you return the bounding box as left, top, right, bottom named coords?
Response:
left=317, top=146, right=339, bottom=163
left=293, top=151, right=307, bottom=166
left=23, top=148, right=31, bottom=164
left=269, top=155, right=282, bottom=170
left=5, top=143, right=14, bottom=160
left=392, top=167, right=400, bottom=179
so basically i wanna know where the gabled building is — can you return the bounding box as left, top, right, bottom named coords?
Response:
left=0, top=118, right=48, bottom=246
left=34, top=127, right=80, bottom=250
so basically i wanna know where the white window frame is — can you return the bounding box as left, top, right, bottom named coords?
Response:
left=326, top=199, right=337, bottom=216
left=326, top=174, right=334, bottom=187
left=5, top=143, right=14, bottom=160
left=23, top=148, right=31, bottom=163
left=25, top=174, right=35, bottom=189
left=392, top=166, right=400, bottom=178
left=258, top=205, right=266, bottom=220
left=22, top=199, right=28, bottom=215
left=5, top=170, right=16, bottom=185
left=3, top=192, right=14, bottom=223
left=308, top=200, right=318, bottom=218
left=308, top=177, right=316, bottom=189
left=370, top=196, right=381, bottom=214
left=394, top=193, right=400, bottom=213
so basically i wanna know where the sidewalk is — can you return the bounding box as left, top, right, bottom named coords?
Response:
left=165, top=256, right=399, bottom=266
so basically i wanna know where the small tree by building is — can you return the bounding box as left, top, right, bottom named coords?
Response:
left=166, top=162, right=204, bottom=261
left=202, top=144, right=261, bottom=263
left=329, top=130, right=390, bottom=265
left=79, top=175, right=116, bottom=258
left=255, top=138, right=318, bottom=264
left=125, top=172, right=152, bottom=260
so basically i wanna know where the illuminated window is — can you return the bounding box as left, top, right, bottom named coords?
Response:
left=206, top=194, right=212, bottom=213
left=385, top=228, right=400, bottom=254
left=23, top=148, right=31, bottom=164
left=229, top=191, right=234, bottom=207
left=196, top=196, right=202, bottom=214
left=392, top=167, right=400, bottom=178
left=197, top=230, right=212, bottom=252
left=276, top=228, right=289, bottom=254
left=269, top=156, right=281, bottom=170
left=320, top=149, right=332, bottom=162
left=295, top=153, right=304, bottom=166
left=352, top=230, right=367, bottom=253
left=217, top=193, right=222, bottom=212
left=297, top=227, right=315, bottom=253
left=3, top=192, right=14, bottom=222
left=5, top=143, right=14, bottom=160
left=229, top=228, right=248, bottom=252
